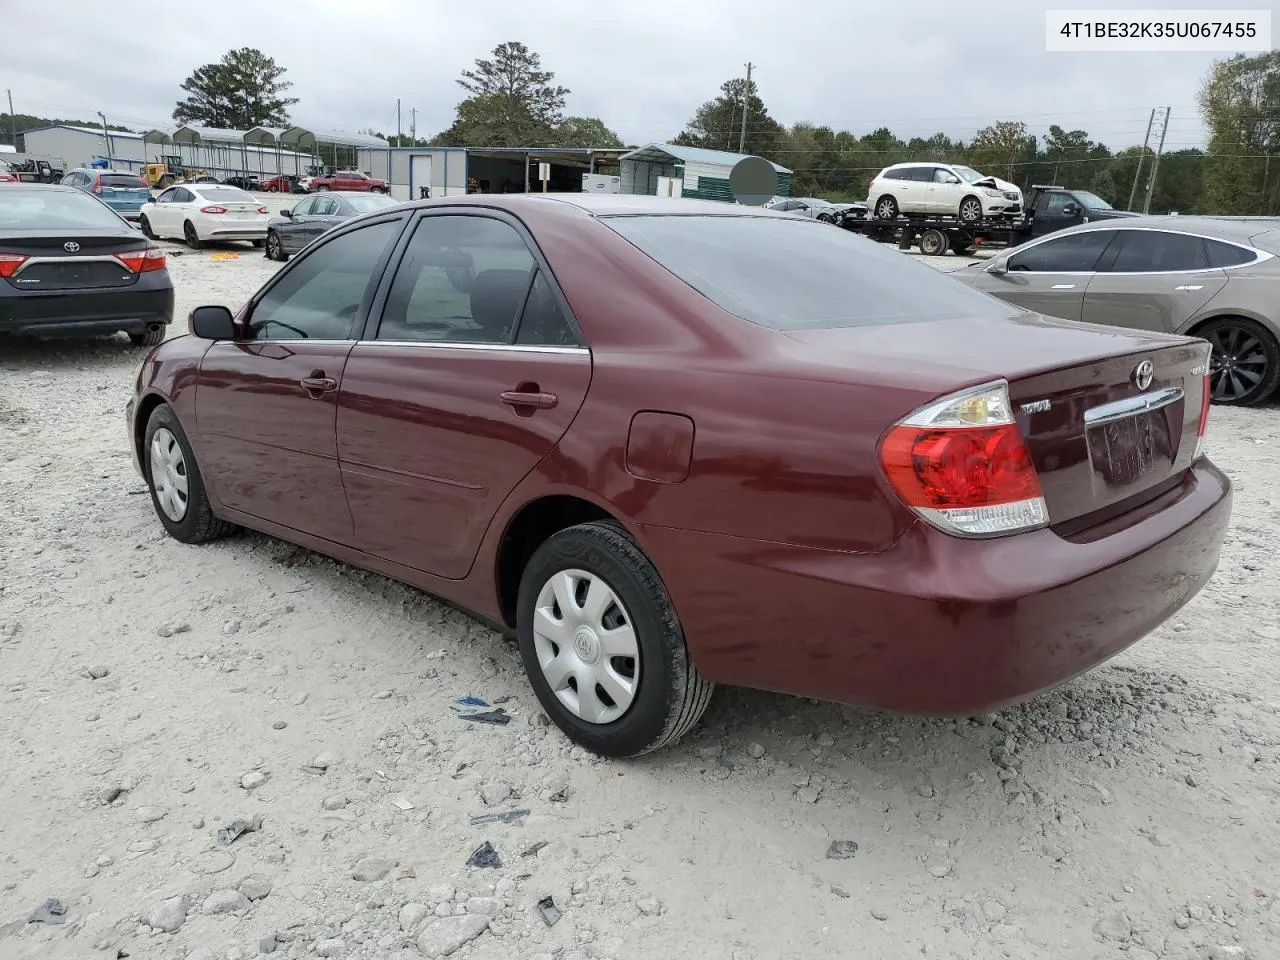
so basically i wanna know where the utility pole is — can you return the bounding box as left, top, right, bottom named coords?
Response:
left=6, top=89, right=16, bottom=147
left=1126, top=108, right=1156, bottom=212
left=410, top=108, right=416, bottom=143
left=1141, top=107, right=1171, bottom=215
left=396, top=98, right=401, bottom=145
left=97, top=111, right=112, bottom=160
left=738, top=62, right=753, bottom=155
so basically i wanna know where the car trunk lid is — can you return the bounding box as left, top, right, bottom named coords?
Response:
left=1, top=230, right=148, bottom=291
left=781, top=312, right=1210, bottom=530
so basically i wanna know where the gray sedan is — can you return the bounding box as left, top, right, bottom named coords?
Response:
left=265, top=191, right=400, bottom=261
left=955, top=216, right=1280, bottom=406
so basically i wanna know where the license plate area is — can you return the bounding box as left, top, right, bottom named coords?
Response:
left=1086, top=410, right=1174, bottom=488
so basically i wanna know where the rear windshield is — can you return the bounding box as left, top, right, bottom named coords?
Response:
left=603, top=214, right=1020, bottom=330
left=100, top=173, right=149, bottom=189
left=197, top=188, right=256, bottom=203
left=344, top=194, right=398, bottom=213
left=0, top=189, right=127, bottom=229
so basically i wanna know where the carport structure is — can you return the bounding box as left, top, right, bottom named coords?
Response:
left=463, top=147, right=628, bottom=194
left=245, top=125, right=388, bottom=177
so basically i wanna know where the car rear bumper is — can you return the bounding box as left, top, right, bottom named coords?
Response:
left=0, top=285, right=174, bottom=337
left=202, top=224, right=269, bottom=240
left=643, top=458, right=1231, bottom=714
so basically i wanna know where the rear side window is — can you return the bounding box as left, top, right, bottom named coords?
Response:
left=1109, top=230, right=1209, bottom=272
left=604, top=214, right=1021, bottom=330
left=101, top=173, right=148, bottom=189
left=197, top=188, right=255, bottom=203
left=515, top=271, right=578, bottom=346
left=0, top=189, right=126, bottom=229
left=1008, top=230, right=1115, bottom=272
left=1204, top=238, right=1257, bottom=268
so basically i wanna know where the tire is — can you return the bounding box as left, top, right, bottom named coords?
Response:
left=958, top=195, right=983, bottom=222
left=316, top=185, right=331, bottom=192
left=267, top=184, right=279, bottom=193
left=918, top=228, right=949, bottom=256
left=183, top=221, right=203, bottom=250
left=265, top=230, right=287, bottom=261
left=143, top=403, right=236, bottom=544
left=372, top=187, right=388, bottom=195
left=516, top=521, right=713, bottom=758
left=129, top=326, right=166, bottom=347
left=874, top=195, right=899, bottom=220
left=139, top=215, right=157, bottom=240
left=1196, top=316, right=1280, bottom=407
left=818, top=213, right=835, bottom=224
left=159, top=175, right=174, bottom=188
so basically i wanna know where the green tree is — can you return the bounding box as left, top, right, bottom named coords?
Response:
left=172, top=48, right=298, bottom=129
left=1198, top=51, right=1280, bottom=214
left=968, top=120, right=1035, bottom=182
left=436, top=42, right=569, bottom=147
left=673, top=76, right=784, bottom=159
left=1043, top=124, right=1094, bottom=183
left=553, top=116, right=624, bottom=148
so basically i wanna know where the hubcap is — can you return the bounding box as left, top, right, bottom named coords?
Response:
left=268, top=234, right=280, bottom=257
left=1206, top=325, right=1267, bottom=401
left=532, top=569, right=639, bottom=725
left=877, top=200, right=895, bottom=218
left=149, top=427, right=189, bottom=522
left=961, top=200, right=981, bottom=220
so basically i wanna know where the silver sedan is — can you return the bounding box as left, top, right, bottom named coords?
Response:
left=265, top=191, right=400, bottom=261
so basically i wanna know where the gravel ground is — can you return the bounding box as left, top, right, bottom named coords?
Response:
left=2, top=237, right=1279, bottom=960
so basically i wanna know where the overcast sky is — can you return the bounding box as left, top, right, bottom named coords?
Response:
left=2, top=0, right=1243, bottom=155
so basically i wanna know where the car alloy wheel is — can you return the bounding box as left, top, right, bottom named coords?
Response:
left=149, top=427, right=189, bottom=522
left=875, top=196, right=898, bottom=219
left=184, top=221, right=203, bottom=249
left=266, top=230, right=285, bottom=261
left=959, top=197, right=983, bottom=222
left=1201, top=317, right=1280, bottom=406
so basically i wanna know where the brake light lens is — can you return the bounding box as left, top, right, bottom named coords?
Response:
left=201, top=205, right=228, bottom=214
left=91, top=175, right=102, bottom=194
left=0, top=253, right=29, bottom=278
left=879, top=380, right=1048, bottom=538
left=114, top=246, right=167, bottom=273
left=1194, top=369, right=1211, bottom=459
left=257, top=206, right=269, bottom=215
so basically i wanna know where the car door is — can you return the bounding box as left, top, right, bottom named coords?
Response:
left=148, top=188, right=177, bottom=235
left=280, top=196, right=316, bottom=253
left=1081, top=229, right=1229, bottom=333
left=193, top=216, right=407, bottom=542
left=1033, top=191, right=1086, bottom=237
left=307, top=195, right=343, bottom=243
left=972, top=229, right=1119, bottom=321
left=336, top=210, right=592, bottom=580
left=924, top=167, right=959, bottom=213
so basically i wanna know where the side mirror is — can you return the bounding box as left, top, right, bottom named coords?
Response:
left=281, top=208, right=293, bottom=218
left=986, top=260, right=1009, bottom=276
left=1062, top=202, right=1079, bottom=217
left=948, top=175, right=962, bottom=184
left=190, top=305, right=238, bottom=340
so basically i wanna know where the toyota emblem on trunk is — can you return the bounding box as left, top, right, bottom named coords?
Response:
left=1132, top=360, right=1154, bottom=390
left=64, top=241, right=80, bottom=252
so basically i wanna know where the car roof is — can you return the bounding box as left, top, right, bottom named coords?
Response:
left=6, top=183, right=81, bottom=195
left=406, top=194, right=779, bottom=218
left=1065, top=214, right=1275, bottom=244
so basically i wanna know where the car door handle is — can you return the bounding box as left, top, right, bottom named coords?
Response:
left=300, top=375, right=338, bottom=397
left=500, top=390, right=557, bottom=410
left=1051, top=283, right=1076, bottom=289
left=1174, top=285, right=1204, bottom=291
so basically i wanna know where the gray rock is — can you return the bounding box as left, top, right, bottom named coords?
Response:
left=87, top=665, right=110, bottom=679
left=399, top=902, right=429, bottom=932
left=134, top=805, right=167, bottom=824
left=465, top=897, right=504, bottom=917
left=239, top=874, right=272, bottom=901
left=142, top=895, right=189, bottom=933
left=156, top=622, right=191, bottom=638
left=927, top=857, right=955, bottom=879
left=352, top=857, right=396, bottom=882
left=1208, top=947, right=1250, bottom=960
left=311, top=750, right=342, bottom=770
left=322, top=795, right=347, bottom=811
left=272, top=721, right=287, bottom=730
left=314, top=939, right=345, bottom=958
left=870, top=908, right=889, bottom=921
left=426, top=884, right=455, bottom=905
left=982, top=900, right=1008, bottom=922
left=202, top=888, right=251, bottom=916
left=98, top=785, right=124, bottom=805
left=434, top=902, right=453, bottom=918
left=479, top=782, right=512, bottom=807
left=1092, top=910, right=1132, bottom=942
left=241, top=771, right=268, bottom=791
left=259, top=936, right=277, bottom=954
left=917, top=784, right=935, bottom=798
left=186, top=949, right=218, bottom=960
left=826, top=840, right=858, bottom=860
left=746, top=743, right=766, bottom=759
left=416, top=914, right=490, bottom=957
left=636, top=898, right=662, bottom=917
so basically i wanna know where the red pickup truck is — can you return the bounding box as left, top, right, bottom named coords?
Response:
left=309, top=170, right=390, bottom=193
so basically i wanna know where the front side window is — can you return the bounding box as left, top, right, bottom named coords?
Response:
left=291, top=197, right=316, bottom=217
left=1007, top=230, right=1115, bottom=272
left=1042, top=192, right=1074, bottom=216
left=248, top=219, right=401, bottom=340
left=377, top=216, right=537, bottom=343
left=1108, top=230, right=1209, bottom=273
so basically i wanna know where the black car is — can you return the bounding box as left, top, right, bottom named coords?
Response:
left=265, top=191, right=400, bottom=261
left=223, top=175, right=261, bottom=191
left=0, top=184, right=174, bottom=345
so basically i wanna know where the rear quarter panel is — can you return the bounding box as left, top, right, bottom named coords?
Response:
left=1183, top=264, right=1280, bottom=341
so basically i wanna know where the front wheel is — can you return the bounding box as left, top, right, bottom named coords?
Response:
left=129, top=326, right=166, bottom=347
left=143, top=404, right=236, bottom=543
left=250, top=239, right=265, bottom=249
left=516, top=521, right=713, bottom=758
left=1199, top=316, right=1280, bottom=407
left=958, top=195, right=983, bottom=222
left=265, top=229, right=287, bottom=261
left=315, top=185, right=331, bottom=192
left=183, top=221, right=203, bottom=249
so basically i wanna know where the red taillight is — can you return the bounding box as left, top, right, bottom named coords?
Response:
left=114, top=246, right=166, bottom=273
left=91, top=174, right=103, bottom=193
left=257, top=206, right=269, bottom=214
left=1194, top=370, right=1211, bottom=458
left=0, top=253, right=29, bottom=278
left=879, top=381, right=1048, bottom=537
left=201, top=205, right=228, bottom=214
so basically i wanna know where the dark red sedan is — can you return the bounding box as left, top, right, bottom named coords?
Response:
left=125, top=195, right=1231, bottom=757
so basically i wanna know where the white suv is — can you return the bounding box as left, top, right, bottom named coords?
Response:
left=867, top=162, right=1023, bottom=222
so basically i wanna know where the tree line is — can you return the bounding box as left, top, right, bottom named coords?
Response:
left=6, top=45, right=1275, bottom=215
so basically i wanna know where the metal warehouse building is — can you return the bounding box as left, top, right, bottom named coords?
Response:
left=618, top=143, right=792, bottom=200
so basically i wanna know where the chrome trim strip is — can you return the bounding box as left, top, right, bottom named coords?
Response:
left=12, top=254, right=131, bottom=276
left=367, top=341, right=589, bottom=355
left=1083, top=386, right=1184, bottom=426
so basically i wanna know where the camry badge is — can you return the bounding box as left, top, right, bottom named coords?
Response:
left=1132, top=360, right=1154, bottom=391
left=64, top=241, right=80, bottom=252
left=1020, top=399, right=1052, bottom=415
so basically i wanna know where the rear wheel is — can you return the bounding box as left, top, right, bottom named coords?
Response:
left=143, top=404, right=236, bottom=544
left=1198, top=316, right=1280, bottom=407
left=918, top=228, right=949, bottom=256
left=874, top=195, right=899, bottom=220
left=183, top=221, right=203, bottom=249
left=516, top=521, right=713, bottom=758
left=139, top=215, right=157, bottom=240
left=129, top=326, right=166, bottom=347
left=267, top=184, right=279, bottom=193
left=958, top=195, right=983, bottom=222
